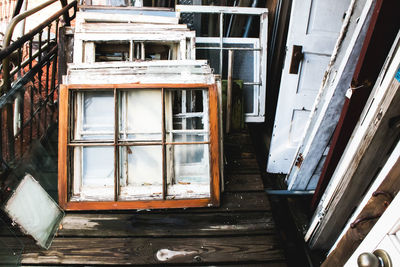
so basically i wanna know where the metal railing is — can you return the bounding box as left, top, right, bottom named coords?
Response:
left=0, top=0, right=77, bottom=171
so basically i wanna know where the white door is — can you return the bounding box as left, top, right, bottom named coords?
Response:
left=345, top=192, right=400, bottom=266
left=267, top=0, right=350, bottom=174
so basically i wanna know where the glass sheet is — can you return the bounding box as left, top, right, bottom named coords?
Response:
left=119, top=145, right=163, bottom=200
left=167, top=133, right=208, bottom=143
left=172, top=117, right=204, bottom=130
left=165, top=89, right=208, bottom=132
left=166, top=144, right=210, bottom=199
left=196, top=41, right=260, bottom=115
left=223, top=44, right=258, bottom=114
left=90, top=0, right=129, bottom=6
left=76, top=91, right=114, bottom=140
left=72, top=146, right=114, bottom=201
left=120, top=90, right=162, bottom=141
left=196, top=48, right=220, bottom=75
left=95, top=42, right=130, bottom=62
left=3, top=174, right=64, bottom=249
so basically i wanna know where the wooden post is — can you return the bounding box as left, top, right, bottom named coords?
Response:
left=226, top=49, right=234, bottom=133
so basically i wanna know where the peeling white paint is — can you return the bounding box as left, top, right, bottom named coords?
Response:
left=156, top=249, right=196, bottom=262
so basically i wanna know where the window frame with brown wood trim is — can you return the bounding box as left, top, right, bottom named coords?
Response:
left=58, top=83, right=220, bottom=211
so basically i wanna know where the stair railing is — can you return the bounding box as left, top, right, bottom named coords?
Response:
left=0, top=0, right=77, bottom=170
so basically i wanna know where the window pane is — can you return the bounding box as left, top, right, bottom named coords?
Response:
left=222, top=45, right=258, bottom=114
left=119, top=145, right=163, bottom=200
left=165, top=89, right=208, bottom=132
left=95, top=41, right=129, bottom=62
left=89, top=0, right=129, bottom=6
left=3, top=174, right=64, bottom=249
left=196, top=47, right=220, bottom=74
left=120, top=90, right=162, bottom=141
left=75, top=91, right=114, bottom=141
left=166, top=144, right=210, bottom=199
left=167, top=133, right=208, bottom=143
left=71, top=146, right=114, bottom=201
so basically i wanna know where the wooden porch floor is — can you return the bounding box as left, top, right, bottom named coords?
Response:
left=11, top=131, right=287, bottom=266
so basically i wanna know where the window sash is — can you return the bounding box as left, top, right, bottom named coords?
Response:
left=68, top=87, right=211, bottom=202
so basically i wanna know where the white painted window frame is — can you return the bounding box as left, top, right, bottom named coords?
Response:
left=176, top=5, right=268, bottom=122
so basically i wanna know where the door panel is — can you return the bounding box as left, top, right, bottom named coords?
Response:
left=268, top=0, right=350, bottom=173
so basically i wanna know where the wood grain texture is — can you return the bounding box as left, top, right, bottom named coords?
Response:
left=311, top=78, right=400, bottom=249
left=57, top=84, right=68, bottom=208
left=58, top=212, right=276, bottom=237
left=209, top=84, right=221, bottom=205
left=19, top=235, right=285, bottom=265
left=224, top=174, right=264, bottom=192
left=226, top=158, right=260, bottom=174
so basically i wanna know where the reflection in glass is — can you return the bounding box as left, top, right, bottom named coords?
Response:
left=75, top=91, right=114, bottom=140
left=165, top=89, right=209, bottom=143
left=166, top=144, right=210, bottom=199
left=119, top=145, right=163, bottom=200
left=71, top=146, right=114, bottom=201
left=119, top=89, right=162, bottom=141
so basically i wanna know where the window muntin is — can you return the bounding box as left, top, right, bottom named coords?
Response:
left=68, top=87, right=211, bottom=203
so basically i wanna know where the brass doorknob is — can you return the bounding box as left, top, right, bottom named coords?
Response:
left=358, top=252, right=379, bottom=267
left=357, top=249, right=392, bottom=267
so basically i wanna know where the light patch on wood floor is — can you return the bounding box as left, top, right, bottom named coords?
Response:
left=156, top=248, right=197, bottom=262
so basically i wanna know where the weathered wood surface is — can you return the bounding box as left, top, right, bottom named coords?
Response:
left=225, top=174, right=264, bottom=192
left=58, top=212, right=276, bottom=237
left=308, top=51, right=400, bottom=249
left=13, top=132, right=285, bottom=265
left=226, top=158, right=260, bottom=174
left=17, top=235, right=285, bottom=265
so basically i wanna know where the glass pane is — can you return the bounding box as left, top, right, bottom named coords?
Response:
left=3, top=174, right=64, bottom=249
left=95, top=42, right=129, bottom=62
left=166, top=144, right=210, bottom=199
left=172, top=117, right=204, bottom=130
left=145, top=43, right=172, bottom=60
left=196, top=48, right=220, bottom=74
left=89, top=0, right=129, bottom=6
left=119, top=90, right=162, bottom=141
left=222, top=45, right=258, bottom=114
left=165, top=89, right=208, bottom=132
left=71, top=146, right=114, bottom=201
left=167, top=133, right=208, bottom=143
left=119, top=145, right=163, bottom=200
left=75, top=91, right=114, bottom=140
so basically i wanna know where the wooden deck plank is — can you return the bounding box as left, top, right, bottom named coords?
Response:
left=151, top=192, right=271, bottom=213
left=224, top=174, right=264, bottom=192
left=19, top=235, right=285, bottom=265
left=217, top=192, right=270, bottom=212
left=58, top=212, right=275, bottom=237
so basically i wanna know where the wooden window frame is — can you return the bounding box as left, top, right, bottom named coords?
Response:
left=58, top=83, right=220, bottom=211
